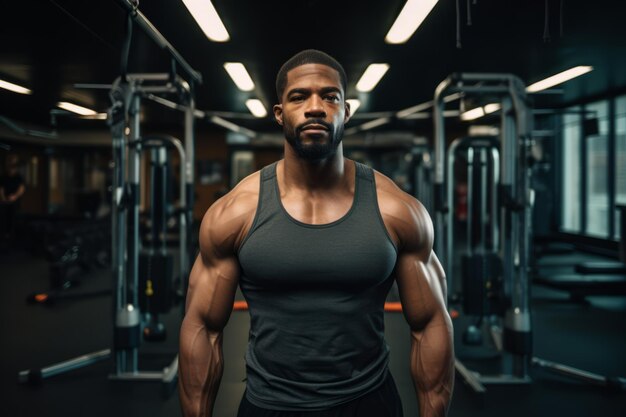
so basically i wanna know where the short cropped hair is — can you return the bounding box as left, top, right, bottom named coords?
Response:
left=275, top=49, right=347, bottom=102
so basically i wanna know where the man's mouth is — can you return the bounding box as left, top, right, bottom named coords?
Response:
left=300, top=124, right=329, bottom=134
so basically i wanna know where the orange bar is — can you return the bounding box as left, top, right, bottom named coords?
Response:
left=384, top=302, right=403, bottom=312
left=231, top=300, right=403, bottom=312
left=233, top=300, right=248, bottom=310
left=35, top=294, right=49, bottom=303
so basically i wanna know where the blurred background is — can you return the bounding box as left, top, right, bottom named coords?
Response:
left=0, top=1, right=625, bottom=416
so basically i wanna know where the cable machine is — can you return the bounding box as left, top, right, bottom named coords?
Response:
left=434, top=73, right=534, bottom=394
left=18, top=0, right=199, bottom=396
left=433, top=73, right=626, bottom=396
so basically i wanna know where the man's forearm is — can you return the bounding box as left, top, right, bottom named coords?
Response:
left=179, top=323, right=224, bottom=417
left=410, top=316, right=454, bottom=417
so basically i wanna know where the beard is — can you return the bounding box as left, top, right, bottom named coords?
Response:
left=284, top=118, right=344, bottom=162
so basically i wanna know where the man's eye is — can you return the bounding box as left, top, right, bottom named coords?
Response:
left=324, top=95, right=339, bottom=102
left=291, top=96, right=304, bottom=102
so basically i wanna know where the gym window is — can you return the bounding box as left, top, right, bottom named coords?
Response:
left=560, top=96, right=626, bottom=241
left=561, top=106, right=582, bottom=233
left=585, top=101, right=609, bottom=238
left=616, top=96, right=626, bottom=240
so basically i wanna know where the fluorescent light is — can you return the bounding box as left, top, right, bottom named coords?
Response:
left=223, top=63, right=255, bottom=91
left=182, top=0, right=230, bottom=42
left=356, top=64, right=390, bottom=92
left=385, top=0, right=439, bottom=44
left=483, top=103, right=501, bottom=114
left=81, top=113, right=108, bottom=120
left=460, top=107, right=485, bottom=121
left=460, top=103, right=500, bottom=121
left=347, top=99, right=361, bottom=115
left=0, top=79, right=32, bottom=95
left=526, top=66, right=593, bottom=93
left=245, top=99, right=267, bottom=118
left=57, top=102, right=97, bottom=116
left=360, top=117, right=390, bottom=131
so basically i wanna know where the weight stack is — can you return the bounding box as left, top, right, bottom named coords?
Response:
left=461, top=252, right=502, bottom=315
left=139, top=251, right=174, bottom=314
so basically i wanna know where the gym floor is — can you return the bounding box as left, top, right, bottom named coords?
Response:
left=2, top=248, right=625, bottom=417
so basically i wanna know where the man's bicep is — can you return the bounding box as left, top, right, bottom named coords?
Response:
left=426, top=251, right=447, bottom=303
left=395, top=251, right=447, bottom=331
left=184, top=198, right=244, bottom=328
left=185, top=251, right=240, bottom=332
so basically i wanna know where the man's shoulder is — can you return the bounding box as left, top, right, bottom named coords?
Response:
left=371, top=169, right=433, bottom=249
left=206, top=170, right=261, bottom=223
left=199, top=169, right=262, bottom=253
left=372, top=170, right=422, bottom=215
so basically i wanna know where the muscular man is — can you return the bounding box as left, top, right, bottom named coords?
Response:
left=179, top=50, right=454, bottom=417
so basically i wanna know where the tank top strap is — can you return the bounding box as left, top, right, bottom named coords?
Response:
left=354, top=161, right=374, bottom=181
left=353, top=161, right=376, bottom=207
left=239, top=162, right=279, bottom=251
left=261, top=161, right=278, bottom=182
left=257, top=161, right=280, bottom=216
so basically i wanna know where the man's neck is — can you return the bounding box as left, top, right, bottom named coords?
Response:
left=281, top=144, right=349, bottom=192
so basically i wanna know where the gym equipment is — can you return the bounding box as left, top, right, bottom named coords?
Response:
left=433, top=73, right=626, bottom=395
left=533, top=252, right=626, bottom=301
left=531, top=358, right=625, bottom=391
left=18, top=1, right=197, bottom=397
left=446, top=136, right=502, bottom=314
left=534, top=274, right=626, bottom=299
left=26, top=288, right=111, bottom=306
left=136, top=136, right=189, bottom=341
left=25, top=218, right=111, bottom=305
left=575, top=262, right=626, bottom=274
left=43, top=222, right=110, bottom=289
left=230, top=300, right=406, bottom=313
left=110, top=76, right=193, bottom=390
left=410, top=141, right=435, bottom=215
left=615, top=204, right=626, bottom=263
left=434, top=73, right=534, bottom=395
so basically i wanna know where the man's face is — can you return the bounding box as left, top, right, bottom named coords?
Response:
left=273, top=64, right=351, bottom=162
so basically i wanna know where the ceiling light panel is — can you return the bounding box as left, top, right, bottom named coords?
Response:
left=460, top=107, right=485, bottom=121
left=0, top=79, right=32, bottom=95
left=356, top=64, right=390, bottom=92
left=385, top=0, right=439, bottom=44
left=460, top=103, right=500, bottom=121
left=57, top=102, right=97, bottom=116
left=346, top=99, right=361, bottom=115
left=526, top=66, right=593, bottom=93
left=224, top=63, right=255, bottom=91
left=483, top=103, right=501, bottom=114
left=246, top=99, right=267, bottom=118
left=82, top=113, right=108, bottom=120
left=182, top=0, right=230, bottom=42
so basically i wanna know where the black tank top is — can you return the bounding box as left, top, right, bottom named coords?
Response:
left=237, top=161, right=398, bottom=411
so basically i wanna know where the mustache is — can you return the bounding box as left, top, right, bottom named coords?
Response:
left=295, top=119, right=332, bottom=133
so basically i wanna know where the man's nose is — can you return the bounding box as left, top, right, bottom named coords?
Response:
left=304, top=95, right=326, bottom=118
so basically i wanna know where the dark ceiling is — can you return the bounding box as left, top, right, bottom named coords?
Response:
left=1, top=0, right=626, bottom=136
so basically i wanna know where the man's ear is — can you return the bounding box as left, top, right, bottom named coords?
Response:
left=344, top=100, right=351, bottom=124
left=273, top=104, right=283, bottom=126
